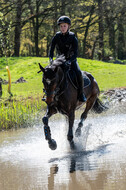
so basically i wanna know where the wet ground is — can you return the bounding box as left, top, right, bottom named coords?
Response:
left=0, top=101, right=126, bottom=190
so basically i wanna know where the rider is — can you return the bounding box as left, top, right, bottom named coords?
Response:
left=49, top=15, right=87, bottom=102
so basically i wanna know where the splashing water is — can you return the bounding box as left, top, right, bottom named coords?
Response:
left=0, top=104, right=126, bottom=190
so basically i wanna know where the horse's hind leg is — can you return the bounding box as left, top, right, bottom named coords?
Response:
left=42, top=106, right=57, bottom=150
left=75, top=95, right=97, bottom=137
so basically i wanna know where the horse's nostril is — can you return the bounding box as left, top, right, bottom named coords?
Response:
left=42, top=97, right=46, bottom=101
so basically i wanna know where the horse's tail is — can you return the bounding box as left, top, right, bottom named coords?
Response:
left=92, top=98, right=108, bottom=114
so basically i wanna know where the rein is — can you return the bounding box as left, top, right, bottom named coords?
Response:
left=42, top=70, right=65, bottom=101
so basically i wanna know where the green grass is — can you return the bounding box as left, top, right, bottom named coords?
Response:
left=0, top=57, right=48, bottom=130
left=0, top=57, right=48, bottom=98
left=78, top=58, right=126, bottom=91
left=0, top=57, right=126, bottom=130
left=1, top=57, right=126, bottom=94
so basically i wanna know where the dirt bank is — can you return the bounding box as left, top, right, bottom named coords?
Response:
left=102, top=87, right=126, bottom=103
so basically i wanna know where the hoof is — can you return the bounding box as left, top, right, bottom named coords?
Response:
left=75, top=127, right=81, bottom=137
left=48, top=139, right=57, bottom=150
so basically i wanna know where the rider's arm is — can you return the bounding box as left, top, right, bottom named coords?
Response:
left=49, top=35, right=57, bottom=64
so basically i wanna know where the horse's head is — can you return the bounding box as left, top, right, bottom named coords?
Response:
left=38, top=56, right=65, bottom=105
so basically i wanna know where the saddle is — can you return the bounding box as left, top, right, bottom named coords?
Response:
left=67, top=69, right=91, bottom=89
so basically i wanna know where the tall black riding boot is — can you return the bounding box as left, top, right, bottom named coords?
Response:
left=78, top=74, right=87, bottom=102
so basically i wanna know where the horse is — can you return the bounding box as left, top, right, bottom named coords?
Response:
left=38, top=56, right=107, bottom=150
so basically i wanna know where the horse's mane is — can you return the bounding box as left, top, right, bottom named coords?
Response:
left=52, top=55, right=66, bottom=68
left=43, top=55, right=66, bottom=79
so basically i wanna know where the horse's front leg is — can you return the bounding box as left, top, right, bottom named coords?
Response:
left=67, top=111, right=75, bottom=149
left=42, top=106, right=57, bottom=150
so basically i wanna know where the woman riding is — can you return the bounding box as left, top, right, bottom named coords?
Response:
left=49, top=15, right=87, bottom=102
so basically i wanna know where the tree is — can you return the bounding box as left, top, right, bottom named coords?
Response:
left=117, top=1, right=126, bottom=59
left=117, top=19, right=125, bottom=59
left=27, top=0, right=56, bottom=56
left=82, top=5, right=95, bottom=58
left=0, top=0, right=125, bottom=59
left=97, top=0, right=104, bottom=60
left=14, top=0, right=22, bottom=56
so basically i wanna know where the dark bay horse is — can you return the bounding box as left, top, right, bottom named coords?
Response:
left=38, top=56, right=107, bottom=150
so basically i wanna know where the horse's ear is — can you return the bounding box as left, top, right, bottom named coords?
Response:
left=38, top=63, right=45, bottom=73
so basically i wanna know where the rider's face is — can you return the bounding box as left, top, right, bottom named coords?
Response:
left=60, top=23, right=69, bottom=34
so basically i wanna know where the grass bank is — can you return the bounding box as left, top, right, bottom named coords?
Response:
left=0, top=57, right=126, bottom=130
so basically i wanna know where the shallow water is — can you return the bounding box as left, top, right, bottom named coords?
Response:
left=0, top=103, right=126, bottom=190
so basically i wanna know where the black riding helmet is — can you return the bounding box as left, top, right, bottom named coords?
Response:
left=57, top=16, right=71, bottom=25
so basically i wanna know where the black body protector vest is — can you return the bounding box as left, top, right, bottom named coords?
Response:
left=49, top=31, right=78, bottom=62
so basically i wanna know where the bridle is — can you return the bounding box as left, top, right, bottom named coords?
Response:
left=42, top=71, right=65, bottom=102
